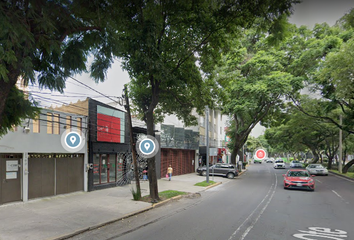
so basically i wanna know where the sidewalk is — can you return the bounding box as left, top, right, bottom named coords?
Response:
left=0, top=171, right=245, bottom=240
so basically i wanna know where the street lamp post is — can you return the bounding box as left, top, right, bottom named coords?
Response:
left=339, top=115, right=343, bottom=173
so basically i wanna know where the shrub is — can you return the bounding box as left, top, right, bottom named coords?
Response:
left=131, top=187, right=141, bottom=201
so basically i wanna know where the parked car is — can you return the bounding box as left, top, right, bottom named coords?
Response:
left=306, top=164, right=328, bottom=176
left=283, top=169, right=315, bottom=191
left=290, top=160, right=303, bottom=168
left=197, top=163, right=239, bottom=179
left=274, top=159, right=285, bottom=169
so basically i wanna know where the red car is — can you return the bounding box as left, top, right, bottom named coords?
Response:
left=283, top=169, right=315, bottom=191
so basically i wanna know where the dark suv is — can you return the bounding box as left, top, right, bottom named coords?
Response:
left=197, top=163, right=239, bottom=179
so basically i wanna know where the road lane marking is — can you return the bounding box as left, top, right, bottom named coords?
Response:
left=332, top=190, right=350, bottom=205
left=228, top=171, right=277, bottom=240
left=316, top=179, right=323, bottom=184
left=294, top=227, right=347, bottom=240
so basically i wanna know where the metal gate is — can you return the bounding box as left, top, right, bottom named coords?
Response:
left=0, top=154, right=22, bottom=205
left=28, top=154, right=84, bottom=199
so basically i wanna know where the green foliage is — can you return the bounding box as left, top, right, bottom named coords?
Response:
left=141, top=190, right=187, bottom=202
left=159, top=190, right=187, bottom=199
left=217, top=23, right=305, bottom=162
left=194, top=181, right=216, bottom=187
left=0, top=0, right=114, bottom=135
left=0, top=86, right=40, bottom=137
left=131, top=187, right=142, bottom=201
left=288, top=11, right=354, bottom=135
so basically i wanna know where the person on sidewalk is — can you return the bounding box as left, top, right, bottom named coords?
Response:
left=167, top=165, right=173, bottom=181
left=142, top=168, right=148, bottom=181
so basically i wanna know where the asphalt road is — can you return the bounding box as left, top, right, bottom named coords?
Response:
left=69, top=164, right=354, bottom=240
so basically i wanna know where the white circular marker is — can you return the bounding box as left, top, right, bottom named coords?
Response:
left=61, top=131, right=85, bottom=153
left=136, top=136, right=159, bottom=158
left=70, top=136, right=76, bottom=144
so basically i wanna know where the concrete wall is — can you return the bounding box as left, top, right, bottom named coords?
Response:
left=0, top=109, right=87, bottom=154
left=0, top=108, right=89, bottom=196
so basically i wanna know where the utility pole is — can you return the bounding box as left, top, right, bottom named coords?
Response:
left=339, top=114, right=343, bottom=173
left=124, top=85, right=141, bottom=199
left=206, top=106, right=209, bottom=183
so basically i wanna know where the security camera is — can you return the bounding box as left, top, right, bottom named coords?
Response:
left=23, top=126, right=30, bottom=133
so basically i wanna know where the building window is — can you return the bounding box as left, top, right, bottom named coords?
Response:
left=66, top=116, right=72, bottom=133
left=77, top=117, right=82, bottom=132
left=47, top=113, right=53, bottom=134
left=200, top=116, right=204, bottom=127
left=33, top=117, right=40, bottom=133
left=53, top=114, right=60, bottom=134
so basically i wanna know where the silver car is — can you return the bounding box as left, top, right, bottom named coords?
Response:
left=290, top=160, right=303, bottom=168
left=197, top=163, right=239, bottom=179
left=306, top=164, right=328, bottom=176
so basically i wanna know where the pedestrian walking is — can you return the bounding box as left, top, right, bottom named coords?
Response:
left=142, top=168, right=148, bottom=181
left=167, top=165, right=173, bottom=181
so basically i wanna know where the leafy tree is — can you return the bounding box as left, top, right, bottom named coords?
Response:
left=291, top=9, right=354, bottom=134
left=245, top=135, right=273, bottom=158
left=111, top=0, right=299, bottom=201
left=0, top=0, right=114, bottom=135
left=217, top=25, right=304, bottom=164
left=265, top=96, right=353, bottom=169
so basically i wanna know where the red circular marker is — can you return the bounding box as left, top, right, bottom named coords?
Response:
left=255, top=149, right=266, bottom=159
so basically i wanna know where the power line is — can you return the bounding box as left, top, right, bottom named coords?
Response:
left=69, top=76, right=122, bottom=104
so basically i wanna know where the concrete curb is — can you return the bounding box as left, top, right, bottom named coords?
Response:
left=54, top=171, right=248, bottom=240
left=329, top=170, right=354, bottom=181
left=54, top=205, right=154, bottom=240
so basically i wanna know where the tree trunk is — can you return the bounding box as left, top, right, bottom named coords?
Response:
left=342, top=159, right=354, bottom=174
left=145, top=109, right=160, bottom=202
left=327, top=156, right=333, bottom=169
left=231, top=150, right=237, bottom=165
left=310, top=149, right=319, bottom=163
left=231, top=137, right=244, bottom=165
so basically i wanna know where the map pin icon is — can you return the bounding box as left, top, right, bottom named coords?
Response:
left=144, top=142, right=150, bottom=150
left=70, top=136, right=76, bottom=144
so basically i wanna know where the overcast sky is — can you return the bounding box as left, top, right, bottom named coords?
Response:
left=29, top=0, right=354, bottom=130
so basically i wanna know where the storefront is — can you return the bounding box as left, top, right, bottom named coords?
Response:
left=88, top=99, right=131, bottom=191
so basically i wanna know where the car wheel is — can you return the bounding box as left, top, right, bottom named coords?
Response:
left=227, top=173, right=235, bottom=179
left=201, top=171, right=207, bottom=176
